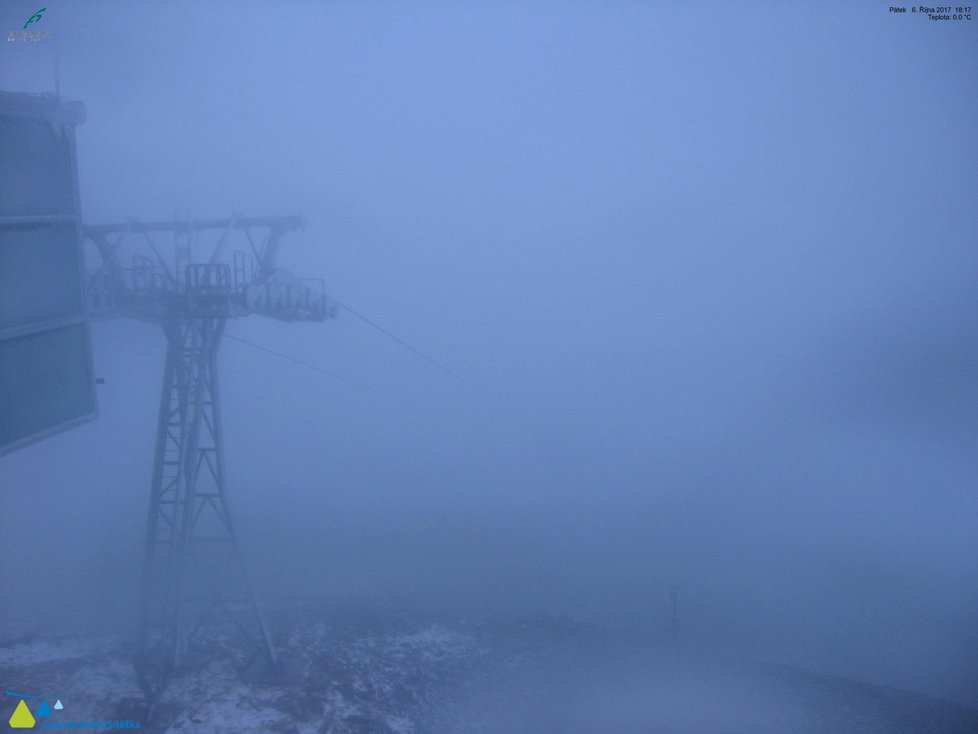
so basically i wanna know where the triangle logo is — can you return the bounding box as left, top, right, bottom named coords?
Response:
left=8, top=699, right=36, bottom=728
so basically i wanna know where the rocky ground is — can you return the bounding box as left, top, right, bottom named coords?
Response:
left=2, top=606, right=976, bottom=733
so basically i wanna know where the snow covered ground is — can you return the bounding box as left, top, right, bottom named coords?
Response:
left=2, top=608, right=976, bottom=733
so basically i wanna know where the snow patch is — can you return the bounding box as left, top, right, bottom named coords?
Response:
left=0, top=636, right=121, bottom=666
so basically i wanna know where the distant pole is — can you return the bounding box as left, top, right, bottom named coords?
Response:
left=53, top=28, right=61, bottom=97
left=669, top=585, right=679, bottom=643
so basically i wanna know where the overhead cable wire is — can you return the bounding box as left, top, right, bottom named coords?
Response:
left=224, top=332, right=393, bottom=398
left=333, top=299, right=482, bottom=393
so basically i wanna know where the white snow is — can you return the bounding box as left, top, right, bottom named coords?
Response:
left=0, top=635, right=121, bottom=666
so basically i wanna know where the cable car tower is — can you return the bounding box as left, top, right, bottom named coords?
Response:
left=84, top=215, right=335, bottom=705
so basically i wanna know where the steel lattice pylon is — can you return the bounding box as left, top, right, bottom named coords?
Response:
left=82, top=216, right=335, bottom=706
left=136, top=314, right=275, bottom=702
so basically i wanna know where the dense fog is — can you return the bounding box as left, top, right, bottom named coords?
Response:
left=2, top=1, right=976, bottom=724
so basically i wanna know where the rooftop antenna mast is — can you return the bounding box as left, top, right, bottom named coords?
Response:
left=53, top=28, right=61, bottom=98
left=84, top=215, right=336, bottom=706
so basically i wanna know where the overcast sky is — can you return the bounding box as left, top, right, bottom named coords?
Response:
left=1, top=1, right=976, bottom=705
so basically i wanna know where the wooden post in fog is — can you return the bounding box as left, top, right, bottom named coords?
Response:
left=669, top=585, right=680, bottom=643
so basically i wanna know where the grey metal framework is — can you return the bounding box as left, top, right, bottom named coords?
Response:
left=0, top=92, right=97, bottom=456
left=83, top=216, right=334, bottom=704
